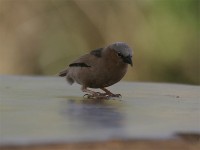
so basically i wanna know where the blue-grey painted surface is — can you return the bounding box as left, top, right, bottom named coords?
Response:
left=0, top=76, right=199, bottom=146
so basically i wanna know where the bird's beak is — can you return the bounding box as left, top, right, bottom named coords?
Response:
left=123, top=55, right=133, bottom=66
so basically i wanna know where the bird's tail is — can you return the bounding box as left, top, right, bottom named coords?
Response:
left=58, top=69, right=68, bottom=77
left=58, top=69, right=74, bottom=85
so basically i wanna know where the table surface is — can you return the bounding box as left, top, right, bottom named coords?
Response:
left=0, top=75, right=199, bottom=146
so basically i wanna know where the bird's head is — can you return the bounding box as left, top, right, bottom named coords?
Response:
left=108, top=42, right=133, bottom=66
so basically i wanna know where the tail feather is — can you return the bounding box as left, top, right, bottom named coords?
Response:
left=58, top=68, right=74, bottom=85
left=58, top=69, right=68, bottom=77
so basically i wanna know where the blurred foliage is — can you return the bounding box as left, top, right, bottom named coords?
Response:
left=0, top=0, right=199, bottom=85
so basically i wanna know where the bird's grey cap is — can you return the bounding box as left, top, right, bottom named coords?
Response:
left=108, top=42, right=133, bottom=57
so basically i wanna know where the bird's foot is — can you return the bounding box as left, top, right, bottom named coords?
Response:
left=109, top=93, right=122, bottom=98
left=95, top=92, right=122, bottom=99
left=83, top=93, right=108, bottom=99
left=82, top=87, right=122, bottom=100
left=83, top=92, right=121, bottom=100
left=100, top=88, right=122, bottom=99
left=105, top=93, right=122, bottom=99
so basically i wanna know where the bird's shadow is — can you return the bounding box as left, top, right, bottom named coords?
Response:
left=58, top=96, right=124, bottom=129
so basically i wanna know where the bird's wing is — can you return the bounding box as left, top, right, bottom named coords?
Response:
left=90, top=47, right=103, bottom=58
left=69, top=48, right=103, bottom=67
left=69, top=54, right=96, bottom=67
left=58, top=48, right=103, bottom=77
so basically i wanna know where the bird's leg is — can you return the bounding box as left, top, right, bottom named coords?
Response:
left=81, top=86, right=105, bottom=99
left=100, top=88, right=121, bottom=98
left=82, top=86, right=96, bottom=95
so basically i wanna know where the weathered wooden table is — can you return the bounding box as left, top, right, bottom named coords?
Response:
left=0, top=76, right=199, bottom=150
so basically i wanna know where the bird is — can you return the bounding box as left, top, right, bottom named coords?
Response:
left=58, top=42, right=133, bottom=99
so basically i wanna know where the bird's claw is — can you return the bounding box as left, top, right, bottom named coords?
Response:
left=83, top=94, right=92, bottom=99
left=83, top=93, right=109, bottom=100
left=110, top=94, right=122, bottom=98
left=83, top=94, right=99, bottom=99
left=83, top=93, right=121, bottom=100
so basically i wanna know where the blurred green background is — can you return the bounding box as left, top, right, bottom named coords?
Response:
left=0, top=0, right=199, bottom=85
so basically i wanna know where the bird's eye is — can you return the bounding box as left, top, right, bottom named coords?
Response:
left=117, top=52, right=123, bottom=57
